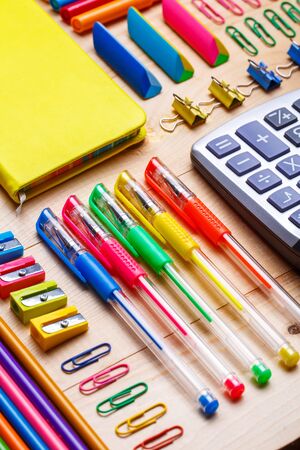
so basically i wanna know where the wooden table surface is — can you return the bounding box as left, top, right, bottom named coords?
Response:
left=1, top=1, right=299, bottom=449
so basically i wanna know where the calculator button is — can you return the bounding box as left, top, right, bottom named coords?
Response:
left=276, top=155, right=300, bottom=179
left=292, top=99, right=300, bottom=113
left=267, top=187, right=300, bottom=212
left=289, top=210, right=300, bottom=228
left=236, top=121, right=290, bottom=161
left=298, top=180, right=300, bottom=189
left=284, top=125, right=300, bottom=147
left=226, top=151, right=260, bottom=175
left=206, top=135, right=240, bottom=158
left=247, top=169, right=282, bottom=194
left=264, top=108, right=297, bottom=130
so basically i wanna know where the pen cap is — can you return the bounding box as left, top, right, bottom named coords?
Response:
left=90, top=184, right=173, bottom=274
left=90, top=184, right=140, bottom=256
left=145, top=157, right=193, bottom=211
left=36, top=208, right=87, bottom=283
left=115, top=171, right=199, bottom=260
left=145, top=158, right=231, bottom=246
left=75, top=252, right=120, bottom=302
left=115, top=171, right=165, bottom=243
left=62, top=195, right=113, bottom=271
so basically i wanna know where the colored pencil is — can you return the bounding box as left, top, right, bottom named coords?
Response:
left=0, top=318, right=108, bottom=450
left=0, top=389, right=48, bottom=450
left=1, top=367, right=68, bottom=450
left=0, top=414, right=29, bottom=450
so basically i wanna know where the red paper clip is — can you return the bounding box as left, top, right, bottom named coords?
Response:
left=79, top=363, right=129, bottom=395
left=0, top=256, right=45, bottom=299
left=216, top=0, right=244, bottom=15
left=192, top=0, right=225, bottom=24
left=133, top=426, right=184, bottom=450
left=242, top=0, right=261, bottom=7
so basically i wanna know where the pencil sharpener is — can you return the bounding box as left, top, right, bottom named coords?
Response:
left=0, top=231, right=23, bottom=264
left=30, top=305, right=88, bottom=351
left=10, top=280, right=67, bottom=324
left=0, top=256, right=45, bottom=299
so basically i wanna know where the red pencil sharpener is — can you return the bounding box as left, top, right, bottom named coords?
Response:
left=0, top=256, right=45, bottom=300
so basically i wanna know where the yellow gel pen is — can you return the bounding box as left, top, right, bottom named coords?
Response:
left=114, top=170, right=299, bottom=368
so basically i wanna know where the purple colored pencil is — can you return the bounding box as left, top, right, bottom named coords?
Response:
left=0, top=342, right=88, bottom=450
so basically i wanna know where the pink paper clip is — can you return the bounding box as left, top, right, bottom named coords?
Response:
left=192, top=0, right=225, bottom=25
left=79, top=363, right=129, bottom=395
left=242, top=0, right=261, bottom=7
left=216, top=0, right=244, bottom=15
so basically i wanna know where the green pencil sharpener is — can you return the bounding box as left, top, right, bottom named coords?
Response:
left=10, top=280, right=67, bottom=324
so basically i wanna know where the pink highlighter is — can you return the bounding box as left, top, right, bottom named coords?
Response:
left=162, top=0, right=229, bottom=66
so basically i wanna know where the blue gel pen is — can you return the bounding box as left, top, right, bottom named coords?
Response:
left=36, top=208, right=219, bottom=415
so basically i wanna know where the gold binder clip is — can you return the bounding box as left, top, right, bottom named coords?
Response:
left=208, top=77, right=245, bottom=109
left=160, top=94, right=208, bottom=132
left=115, top=403, right=167, bottom=437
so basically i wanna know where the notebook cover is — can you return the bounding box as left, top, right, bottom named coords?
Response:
left=0, top=0, right=146, bottom=203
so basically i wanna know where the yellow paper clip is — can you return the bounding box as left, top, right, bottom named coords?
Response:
left=160, top=94, right=208, bottom=132
left=115, top=403, right=167, bottom=438
left=208, top=77, right=245, bottom=109
left=30, top=305, right=88, bottom=351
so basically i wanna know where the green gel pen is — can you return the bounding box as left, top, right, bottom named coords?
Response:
left=89, top=183, right=272, bottom=385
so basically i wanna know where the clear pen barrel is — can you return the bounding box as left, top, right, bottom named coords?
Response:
left=191, top=248, right=299, bottom=367
left=162, top=263, right=262, bottom=371
left=109, top=289, right=212, bottom=408
left=221, top=234, right=300, bottom=326
left=136, top=276, right=236, bottom=387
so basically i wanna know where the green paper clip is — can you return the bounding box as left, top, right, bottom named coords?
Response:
left=244, top=17, right=276, bottom=47
left=281, top=2, right=300, bottom=24
left=96, top=382, right=148, bottom=415
left=264, top=9, right=296, bottom=38
left=226, top=26, right=258, bottom=56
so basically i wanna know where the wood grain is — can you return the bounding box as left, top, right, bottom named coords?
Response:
left=0, top=1, right=299, bottom=449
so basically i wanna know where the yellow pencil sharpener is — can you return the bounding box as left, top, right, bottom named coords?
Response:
left=10, top=280, right=67, bottom=324
left=30, top=305, right=88, bottom=351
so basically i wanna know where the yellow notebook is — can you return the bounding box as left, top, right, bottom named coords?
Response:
left=0, top=0, right=146, bottom=204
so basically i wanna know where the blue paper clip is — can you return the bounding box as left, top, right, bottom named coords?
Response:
left=127, top=7, right=194, bottom=83
left=0, top=232, right=23, bottom=264
left=276, top=40, right=300, bottom=78
left=61, top=343, right=112, bottom=373
left=93, top=22, right=162, bottom=99
left=237, top=60, right=281, bottom=96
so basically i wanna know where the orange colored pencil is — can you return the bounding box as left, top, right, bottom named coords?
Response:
left=71, top=0, right=161, bottom=33
left=0, top=414, right=29, bottom=450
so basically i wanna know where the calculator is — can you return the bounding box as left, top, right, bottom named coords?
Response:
left=191, top=89, right=300, bottom=270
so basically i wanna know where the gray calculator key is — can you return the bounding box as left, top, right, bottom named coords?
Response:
left=284, top=125, right=300, bottom=147
left=206, top=135, right=240, bottom=158
left=276, top=155, right=300, bottom=179
left=247, top=169, right=282, bottom=194
left=289, top=209, right=300, bottom=228
left=264, top=108, right=297, bottom=130
left=292, top=99, right=300, bottom=112
left=268, top=187, right=300, bottom=212
left=226, top=151, right=260, bottom=175
left=236, top=121, right=290, bottom=161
